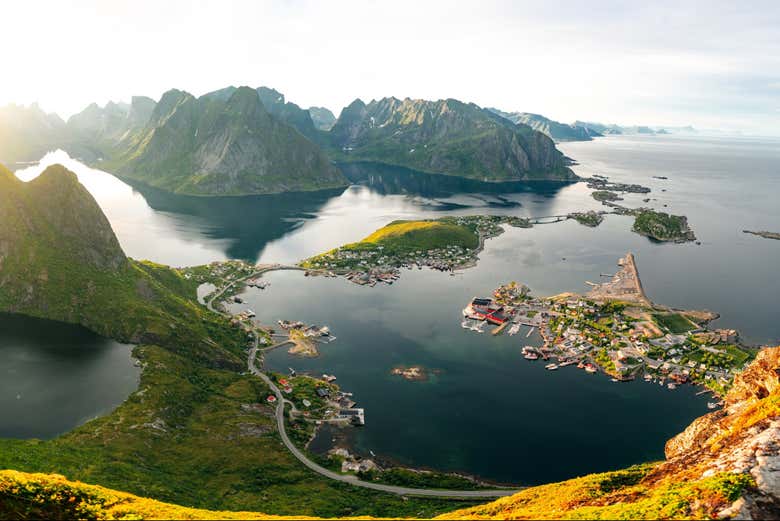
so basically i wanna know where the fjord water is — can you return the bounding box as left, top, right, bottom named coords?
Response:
left=0, top=314, right=139, bottom=439
left=7, top=134, right=779, bottom=483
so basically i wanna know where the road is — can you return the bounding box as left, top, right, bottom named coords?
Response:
left=246, top=347, right=520, bottom=499
left=204, top=265, right=521, bottom=498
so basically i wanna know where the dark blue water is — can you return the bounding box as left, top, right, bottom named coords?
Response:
left=0, top=314, right=139, bottom=439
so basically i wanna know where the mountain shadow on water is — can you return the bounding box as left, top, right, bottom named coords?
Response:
left=338, top=161, right=574, bottom=200
left=124, top=178, right=347, bottom=261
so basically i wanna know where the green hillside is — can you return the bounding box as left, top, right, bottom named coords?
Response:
left=328, top=97, right=576, bottom=182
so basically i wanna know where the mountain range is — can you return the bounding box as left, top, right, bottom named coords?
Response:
left=0, top=88, right=580, bottom=195
left=489, top=108, right=602, bottom=142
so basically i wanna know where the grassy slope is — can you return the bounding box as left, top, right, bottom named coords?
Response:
left=361, top=220, right=479, bottom=251
left=0, top=164, right=241, bottom=367
left=301, top=219, right=479, bottom=268
left=652, top=313, right=698, bottom=334
left=437, top=466, right=753, bottom=520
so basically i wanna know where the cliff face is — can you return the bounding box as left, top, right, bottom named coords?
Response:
left=660, top=347, right=780, bottom=519
left=114, top=87, right=346, bottom=196
left=329, top=97, right=576, bottom=182
left=308, top=106, right=336, bottom=131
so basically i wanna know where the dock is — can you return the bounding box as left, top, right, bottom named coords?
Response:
left=491, top=322, right=510, bottom=336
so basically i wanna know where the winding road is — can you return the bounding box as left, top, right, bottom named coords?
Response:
left=246, top=347, right=520, bottom=499
left=204, top=266, right=521, bottom=498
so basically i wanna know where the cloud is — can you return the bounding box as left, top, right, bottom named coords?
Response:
left=1, top=0, right=779, bottom=134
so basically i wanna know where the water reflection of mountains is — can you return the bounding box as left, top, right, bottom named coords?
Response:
left=126, top=179, right=347, bottom=261
left=126, top=164, right=573, bottom=261
left=339, top=162, right=573, bottom=200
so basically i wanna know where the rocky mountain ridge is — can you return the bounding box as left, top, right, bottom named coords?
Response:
left=108, top=86, right=347, bottom=195
left=329, top=96, right=576, bottom=182
left=488, top=108, right=601, bottom=142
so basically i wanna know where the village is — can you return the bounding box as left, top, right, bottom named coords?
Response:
left=301, top=215, right=533, bottom=286
left=187, top=260, right=367, bottom=430
left=461, top=255, right=754, bottom=400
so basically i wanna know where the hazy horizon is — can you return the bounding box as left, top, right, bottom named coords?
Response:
left=2, top=0, right=779, bottom=135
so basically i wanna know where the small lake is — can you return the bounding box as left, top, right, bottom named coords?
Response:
left=0, top=314, right=140, bottom=439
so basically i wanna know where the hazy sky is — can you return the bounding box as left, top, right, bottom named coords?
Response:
left=2, top=0, right=779, bottom=134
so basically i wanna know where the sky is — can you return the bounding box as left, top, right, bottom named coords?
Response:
left=1, top=0, right=779, bottom=135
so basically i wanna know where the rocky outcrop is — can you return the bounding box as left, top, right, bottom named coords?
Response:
left=308, top=106, right=336, bottom=131
left=661, top=347, right=780, bottom=518
left=329, top=97, right=576, bottom=182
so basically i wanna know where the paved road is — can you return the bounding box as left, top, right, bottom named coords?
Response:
left=246, top=346, right=520, bottom=499
left=204, top=265, right=521, bottom=498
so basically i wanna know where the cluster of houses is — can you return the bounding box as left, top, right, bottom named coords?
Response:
left=463, top=286, right=746, bottom=392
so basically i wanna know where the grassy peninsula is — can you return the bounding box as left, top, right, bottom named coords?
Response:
left=300, top=215, right=531, bottom=277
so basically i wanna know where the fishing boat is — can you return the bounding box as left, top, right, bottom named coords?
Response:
left=545, top=363, right=558, bottom=370
left=584, top=364, right=597, bottom=373
left=610, top=378, right=619, bottom=382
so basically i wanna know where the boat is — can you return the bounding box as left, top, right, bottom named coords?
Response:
left=610, top=378, right=619, bottom=382
left=707, top=402, right=719, bottom=410
left=584, top=365, right=597, bottom=373
left=667, top=383, right=677, bottom=390
left=545, top=363, right=558, bottom=370
left=644, top=374, right=653, bottom=381
left=524, top=352, right=539, bottom=360
left=507, top=323, right=521, bottom=336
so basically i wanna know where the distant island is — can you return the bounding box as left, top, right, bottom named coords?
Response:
left=743, top=230, right=780, bottom=241
left=487, top=109, right=601, bottom=142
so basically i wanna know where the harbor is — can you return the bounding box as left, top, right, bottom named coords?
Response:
left=460, top=254, right=755, bottom=396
